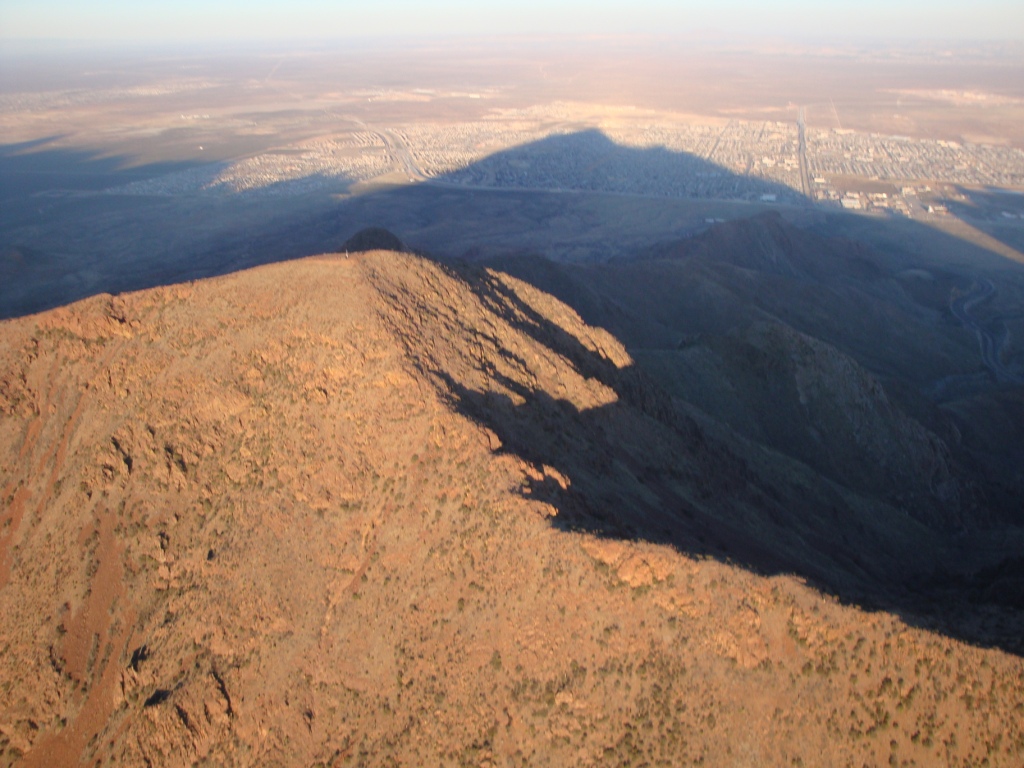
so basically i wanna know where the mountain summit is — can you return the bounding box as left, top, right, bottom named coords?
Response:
left=1, top=251, right=1022, bottom=766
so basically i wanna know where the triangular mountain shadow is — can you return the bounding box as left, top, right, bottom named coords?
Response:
left=2, top=129, right=1023, bottom=655
left=432, top=127, right=807, bottom=205
left=2, top=128, right=810, bottom=318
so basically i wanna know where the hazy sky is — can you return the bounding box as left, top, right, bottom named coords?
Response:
left=1, top=0, right=1022, bottom=42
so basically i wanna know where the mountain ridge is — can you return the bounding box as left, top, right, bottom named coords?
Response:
left=1, top=249, right=1023, bottom=766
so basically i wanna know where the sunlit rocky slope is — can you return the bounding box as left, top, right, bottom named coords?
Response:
left=1, top=250, right=1022, bottom=766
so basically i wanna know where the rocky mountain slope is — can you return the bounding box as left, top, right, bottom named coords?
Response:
left=1, top=250, right=1023, bottom=766
left=487, top=212, right=1024, bottom=527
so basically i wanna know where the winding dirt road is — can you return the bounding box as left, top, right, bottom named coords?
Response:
left=950, top=278, right=1023, bottom=384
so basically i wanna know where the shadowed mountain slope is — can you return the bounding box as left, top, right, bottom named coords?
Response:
left=1, top=251, right=1023, bottom=766
left=485, top=211, right=1024, bottom=526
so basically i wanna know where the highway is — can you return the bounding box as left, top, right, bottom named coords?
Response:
left=378, top=129, right=426, bottom=183
left=950, top=278, right=1023, bottom=384
left=319, top=113, right=425, bottom=183
left=796, top=107, right=812, bottom=200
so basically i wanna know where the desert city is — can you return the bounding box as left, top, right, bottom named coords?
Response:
left=1, top=13, right=1024, bottom=768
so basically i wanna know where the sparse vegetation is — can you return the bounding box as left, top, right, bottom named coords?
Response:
left=1, top=245, right=1022, bottom=768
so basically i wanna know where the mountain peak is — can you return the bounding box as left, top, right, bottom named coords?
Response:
left=342, top=226, right=406, bottom=254
left=1, top=250, right=1022, bottom=765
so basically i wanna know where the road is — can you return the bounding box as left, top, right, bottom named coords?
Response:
left=796, top=107, right=812, bottom=200
left=704, top=120, right=734, bottom=163
left=319, top=113, right=425, bottom=183
left=378, top=129, right=426, bottom=182
left=950, top=278, right=1023, bottom=384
